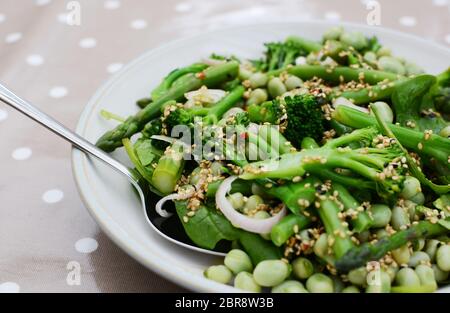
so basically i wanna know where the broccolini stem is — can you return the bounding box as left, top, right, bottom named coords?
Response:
left=335, top=218, right=449, bottom=272
left=271, top=214, right=311, bottom=247
left=285, top=36, right=322, bottom=53
left=331, top=183, right=373, bottom=233
left=239, top=231, right=282, bottom=264
left=332, top=105, right=450, bottom=166
left=203, top=86, right=245, bottom=124
left=96, top=61, right=239, bottom=152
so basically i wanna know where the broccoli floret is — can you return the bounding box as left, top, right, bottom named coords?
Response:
left=233, top=112, right=250, bottom=127
left=263, top=41, right=304, bottom=72
left=164, top=108, right=193, bottom=129
left=247, top=94, right=325, bottom=148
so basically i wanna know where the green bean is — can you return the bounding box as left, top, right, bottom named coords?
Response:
left=239, top=232, right=282, bottom=265
left=224, top=249, right=253, bottom=275
left=391, top=206, right=411, bottom=231
left=204, top=265, right=233, bottom=284
left=247, top=88, right=268, bottom=106
left=408, top=251, right=430, bottom=268
left=227, top=193, right=245, bottom=210
left=292, top=257, right=314, bottom=280
left=432, top=264, right=449, bottom=282
left=284, top=76, right=303, bottom=91
left=348, top=267, right=368, bottom=287
left=415, top=265, right=437, bottom=291
left=234, top=272, right=261, bottom=292
left=342, top=286, right=360, bottom=293
left=272, top=280, right=309, bottom=293
left=400, top=176, right=422, bottom=200
left=366, top=271, right=391, bottom=293
left=395, top=268, right=420, bottom=286
left=340, top=31, right=368, bottom=50
left=392, top=244, right=411, bottom=265
left=369, top=204, right=392, bottom=228
left=369, top=101, right=394, bottom=123
left=271, top=214, right=311, bottom=247
left=378, top=56, right=406, bottom=75
left=306, top=273, right=334, bottom=293
left=424, top=239, right=440, bottom=262
left=436, top=244, right=450, bottom=271
left=268, top=77, right=287, bottom=98
left=253, top=260, right=291, bottom=287
left=249, top=73, right=269, bottom=88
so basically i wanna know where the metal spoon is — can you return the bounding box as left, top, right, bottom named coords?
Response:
left=0, top=83, right=226, bottom=256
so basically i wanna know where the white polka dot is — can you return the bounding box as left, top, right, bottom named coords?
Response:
left=12, top=147, right=32, bottom=161
left=26, top=54, right=44, bottom=66
left=104, top=0, right=120, bottom=10
left=79, top=37, right=97, bottom=49
left=49, top=86, right=68, bottom=98
left=0, top=282, right=20, bottom=293
left=0, top=14, right=5, bottom=23
left=57, top=13, right=69, bottom=24
left=107, top=63, right=123, bottom=74
left=445, top=34, right=450, bottom=44
left=75, top=238, right=98, bottom=254
left=130, top=19, right=147, bottom=30
left=35, top=0, right=51, bottom=6
left=175, top=2, right=193, bottom=12
left=324, top=11, right=341, bottom=21
left=0, top=109, right=8, bottom=121
left=42, top=189, right=64, bottom=204
left=432, top=0, right=448, bottom=6
left=5, top=32, right=22, bottom=44
left=399, top=16, right=417, bottom=27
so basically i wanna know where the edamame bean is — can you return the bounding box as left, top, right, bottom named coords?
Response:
left=436, top=244, right=450, bottom=271
left=439, top=125, right=450, bottom=138
left=410, top=192, right=425, bottom=205
left=247, top=88, right=268, bottom=105
left=348, top=267, right=368, bottom=287
left=342, top=286, right=360, bottom=293
left=224, top=249, right=253, bottom=275
left=400, top=176, right=421, bottom=200
left=408, top=251, right=430, bottom=268
left=306, top=273, right=334, bottom=293
left=253, top=260, right=290, bottom=287
left=323, top=26, right=343, bottom=41
left=392, top=244, right=411, bottom=265
left=377, top=56, right=405, bottom=75
left=363, top=51, right=377, bottom=64
left=432, top=264, right=449, bottom=282
left=391, top=206, right=410, bottom=231
left=234, top=272, right=261, bottom=292
left=292, top=257, right=314, bottom=280
left=268, top=77, right=287, bottom=98
left=272, top=280, right=309, bottom=293
left=369, top=204, right=392, bottom=228
left=366, top=271, right=391, bottom=293
left=424, top=239, right=440, bottom=261
left=204, top=265, right=233, bottom=284
left=395, top=268, right=420, bottom=286
left=284, top=76, right=303, bottom=91
left=244, top=195, right=264, bottom=213
left=415, top=265, right=437, bottom=291
left=369, top=101, right=394, bottom=124
left=339, top=31, right=368, bottom=50
left=249, top=73, right=268, bottom=89
left=227, top=193, right=245, bottom=210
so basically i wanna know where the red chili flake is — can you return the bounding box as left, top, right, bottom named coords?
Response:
left=196, top=72, right=206, bottom=80
left=239, top=132, right=248, bottom=140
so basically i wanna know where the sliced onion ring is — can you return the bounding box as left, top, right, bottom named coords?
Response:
left=216, top=176, right=287, bottom=234
left=155, top=186, right=196, bottom=218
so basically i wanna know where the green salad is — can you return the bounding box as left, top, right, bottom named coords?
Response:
left=96, top=26, right=450, bottom=293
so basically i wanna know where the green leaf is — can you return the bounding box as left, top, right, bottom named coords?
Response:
left=174, top=201, right=241, bottom=250
left=135, top=139, right=160, bottom=166
left=438, top=219, right=450, bottom=230
left=434, top=194, right=450, bottom=215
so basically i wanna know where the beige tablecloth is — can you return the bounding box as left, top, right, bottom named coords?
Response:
left=0, top=0, right=449, bottom=293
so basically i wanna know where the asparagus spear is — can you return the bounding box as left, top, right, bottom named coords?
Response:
left=151, top=141, right=185, bottom=194
left=271, top=214, right=311, bottom=247
left=335, top=218, right=449, bottom=272
left=96, top=61, right=239, bottom=152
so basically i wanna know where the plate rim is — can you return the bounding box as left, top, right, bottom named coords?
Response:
left=71, top=20, right=450, bottom=292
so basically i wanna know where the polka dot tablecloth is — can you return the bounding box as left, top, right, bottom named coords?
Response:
left=0, top=0, right=448, bottom=293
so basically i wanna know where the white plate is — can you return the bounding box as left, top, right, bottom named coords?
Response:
left=72, top=21, right=450, bottom=293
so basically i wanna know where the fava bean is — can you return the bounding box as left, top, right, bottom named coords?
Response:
left=369, top=204, right=392, bottom=228
left=268, top=77, right=287, bottom=98
left=369, top=101, right=394, bottom=124
left=342, top=286, right=360, bottom=293
left=292, top=257, right=314, bottom=280
left=253, top=260, right=290, bottom=287
left=378, top=56, right=405, bottom=75
left=323, top=26, right=344, bottom=41
left=244, top=195, right=264, bottom=213
left=415, top=265, right=437, bottom=291
left=395, top=268, right=420, bottom=286
left=284, top=76, right=303, bottom=91
left=424, top=239, right=440, bottom=262
left=306, top=273, right=334, bottom=293
left=339, top=31, right=368, bottom=50
left=410, top=192, right=425, bottom=205
left=249, top=73, right=268, bottom=88
left=366, top=271, right=391, bottom=293
left=432, top=264, right=449, bottom=282
left=408, top=251, right=430, bottom=268
left=391, top=206, right=410, bottom=231
left=234, top=272, right=261, bottom=292
left=224, top=249, right=253, bottom=275
left=272, top=280, right=309, bottom=293
left=227, top=193, right=245, bottom=210
left=204, top=265, right=232, bottom=284
left=436, top=244, right=450, bottom=271
left=247, top=88, right=268, bottom=105
left=392, top=244, right=411, bottom=265
left=400, top=176, right=421, bottom=200
left=348, top=267, right=368, bottom=287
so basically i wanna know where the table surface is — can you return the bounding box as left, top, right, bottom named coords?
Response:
left=0, top=0, right=449, bottom=293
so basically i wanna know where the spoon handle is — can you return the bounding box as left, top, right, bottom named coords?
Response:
left=0, top=82, right=137, bottom=183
